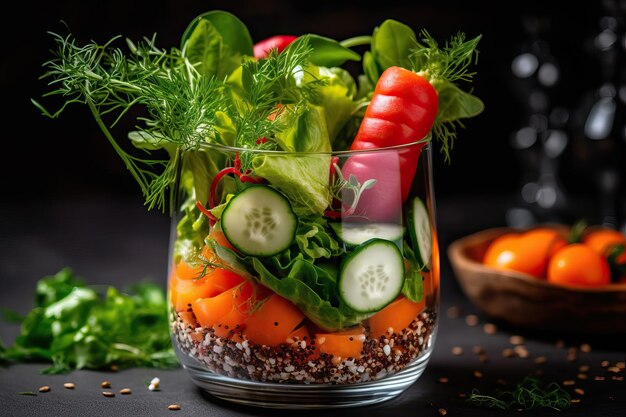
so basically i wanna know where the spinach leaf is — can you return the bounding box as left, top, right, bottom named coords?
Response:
left=1, top=268, right=178, bottom=374
left=180, top=10, right=253, bottom=56
left=371, top=19, right=417, bottom=73
left=295, top=34, right=361, bottom=67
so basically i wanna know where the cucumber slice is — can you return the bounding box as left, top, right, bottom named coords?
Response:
left=221, top=185, right=297, bottom=257
left=409, top=197, right=432, bottom=270
left=330, top=222, right=405, bottom=247
left=338, top=239, right=405, bottom=313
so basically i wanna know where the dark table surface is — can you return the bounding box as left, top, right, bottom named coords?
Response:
left=1, top=194, right=625, bottom=417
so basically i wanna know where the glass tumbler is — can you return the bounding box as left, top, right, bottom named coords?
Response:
left=168, top=137, right=440, bottom=408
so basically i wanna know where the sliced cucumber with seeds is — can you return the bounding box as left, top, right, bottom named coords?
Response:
left=330, top=222, right=405, bottom=247
left=221, top=185, right=297, bottom=257
left=409, top=196, right=432, bottom=270
left=338, top=239, right=405, bottom=313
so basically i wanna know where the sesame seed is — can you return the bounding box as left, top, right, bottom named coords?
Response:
left=465, top=314, right=479, bottom=326
left=38, top=386, right=50, bottom=393
left=473, top=370, right=483, bottom=378
left=502, top=348, right=516, bottom=358
left=483, top=323, right=497, bottom=334
left=446, top=306, right=461, bottom=318
left=534, top=356, right=547, bottom=364
left=577, top=373, right=588, bottom=380
left=472, top=346, right=485, bottom=354
left=438, top=408, right=447, bottom=415
left=168, top=404, right=181, bottom=411
left=595, top=376, right=606, bottom=381
left=578, top=365, right=590, bottom=372
left=612, top=376, right=624, bottom=381
left=120, top=388, right=132, bottom=395
left=509, top=335, right=524, bottom=345
left=574, top=388, right=585, bottom=395
left=452, top=346, right=464, bottom=356
left=616, top=361, right=625, bottom=369
left=102, top=391, right=115, bottom=398
left=571, top=398, right=581, bottom=404
left=580, top=343, right=592, bottom=353
left=608, top=366, right=621, bottom=373
left=63, top=383, right=75, bottom=390
left=438, top=377, right=449, bottom=383
left=563, top=380, right=576, bottom=386
left=101, top=381, right=111, bottom=389
left=601, top=360, right=610, bottom=368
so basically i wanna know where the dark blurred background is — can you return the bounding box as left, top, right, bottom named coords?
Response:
left=3, top=0, right=626, bottom=230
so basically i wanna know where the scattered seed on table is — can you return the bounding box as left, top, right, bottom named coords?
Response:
left=580, top=343, right=592, bottom=353
left=534, top=356, right=547, bottom=364
left=575, top=388, right=585, bottom=395
left=612, top=376, right=624, bottom=381
left=571, top=398, right=581, bottom=404
left=465, top=314, right=479, bottom=326
left=458, top=393, right=467, bottom=398
left=577, top=373, right=588, bottom=380
left=438, top=408, right=447, bottom=416
left=168, top=404, right=181, bottom=411
left=555, top=340, right=565, bottom=348
left=601, top=360, right=610, bottom=368
left=473, top=370, right=483, bottom=378
left=502, top=348, right=516, bottom=358
left=479, top=354, right=489, bottom=363
left=616, top=361, right=625, bottom=369
left=483, top=323, right=497, bottom=335
left=101, top=381, right=111, bottom=389
left=438, top=377, right=449, bottom=383
left=509, top=335, right=524, bottom=345
left=63, top=383, right=75, bottom=390
left=446, top=306, right=461, bottom=319
left=452, top=346, right=464, bottom=356
left=110, top=364, right=119, bottom=372
left=595, top=376, right=606, bottom=381
left=497, top=378, right=507, bottom=385
left=514, top=346, right=529, bottom=358
left=608, top=366, right=621, bottom=373
left=472, top=345, right=485, bottom=354
left=102, top=391, right=115, bottom=398
left=579, top=365, right=590, bottom=372
left=38, top=386, right=50, bottom=393
left=567, top=348, right=578, bottom=362
left=563, top=380, right=576, bottom=386
left=120, top=388, right=132, bottom=395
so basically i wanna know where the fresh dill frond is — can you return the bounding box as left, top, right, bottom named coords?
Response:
left=408, top=30, right=483, bottom=162
left=466, top=377, right=572, bottom=411
left=32, top=31, right=229, bottom=212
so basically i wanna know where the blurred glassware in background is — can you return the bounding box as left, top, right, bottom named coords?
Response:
left=506, top=14, right=570, bottom=228
left=570, top=0, right=626, bottom=233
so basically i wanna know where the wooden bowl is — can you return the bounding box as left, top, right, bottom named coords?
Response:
left=447, top=227, right=626, bottom=335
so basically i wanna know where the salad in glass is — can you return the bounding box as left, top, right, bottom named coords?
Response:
left=33, top=10, right=483, bottom=407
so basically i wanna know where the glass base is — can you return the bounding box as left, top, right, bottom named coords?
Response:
left=183, top=350, right=431, bottom=409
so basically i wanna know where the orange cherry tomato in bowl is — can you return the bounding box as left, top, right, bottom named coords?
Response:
left=547, top=243, right=611, bottom=287
left=582, top=228, right=626, bottom=264
left=483, top=227, right=567, bottom=279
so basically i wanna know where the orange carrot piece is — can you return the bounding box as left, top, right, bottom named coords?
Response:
left=243, top=294, right=305, bottom=346
left=176, top=260, right=204, bottom=280
left=192, top=282, right=253, bottom=331
left=316, top=326, right=365, bottom=359
left=212, top=283, right=254, bottom=338
left=169, top=273, right=216, bottom=312
left=368, top=296, right=424, bottom=339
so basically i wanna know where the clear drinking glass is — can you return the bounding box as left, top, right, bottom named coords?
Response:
left=168, top=137, right=439, bottom=408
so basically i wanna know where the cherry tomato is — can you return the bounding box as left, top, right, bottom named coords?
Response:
left=483, top=228, right=567, bottom=279
left=547, top=243, right=611, bottom=287
left=582, top=228, right=626, bottom=264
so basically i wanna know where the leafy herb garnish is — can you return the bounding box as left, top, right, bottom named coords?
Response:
left=466, top=377, right=572, bottom=411
left=0, top=268, right=178, bottom=374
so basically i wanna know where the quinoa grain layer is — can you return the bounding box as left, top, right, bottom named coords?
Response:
left=172, top=309, right=436, bottom=384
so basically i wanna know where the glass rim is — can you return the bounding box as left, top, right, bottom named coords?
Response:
left=195, top=133, right=432, bottom=156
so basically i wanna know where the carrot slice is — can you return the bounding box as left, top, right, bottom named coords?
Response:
left=193, top=282, right=253, bottom=332
left=243, top=294, right=305, bottom=346
left=368, top=296, right=424, bottom=339
left=316, top=326, right=365, bottom=359
left=212, top=283, right=254, bottom=338
left=169, top=261, right=245, bottom=312
left=169, top=273, right=215, bottom=312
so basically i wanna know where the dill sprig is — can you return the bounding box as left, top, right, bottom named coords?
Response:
left=32, top=31, right=229, bottom=211
left=409, top=30, right=482, bottom=162
left=466, top=377, right=572, bottom=411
